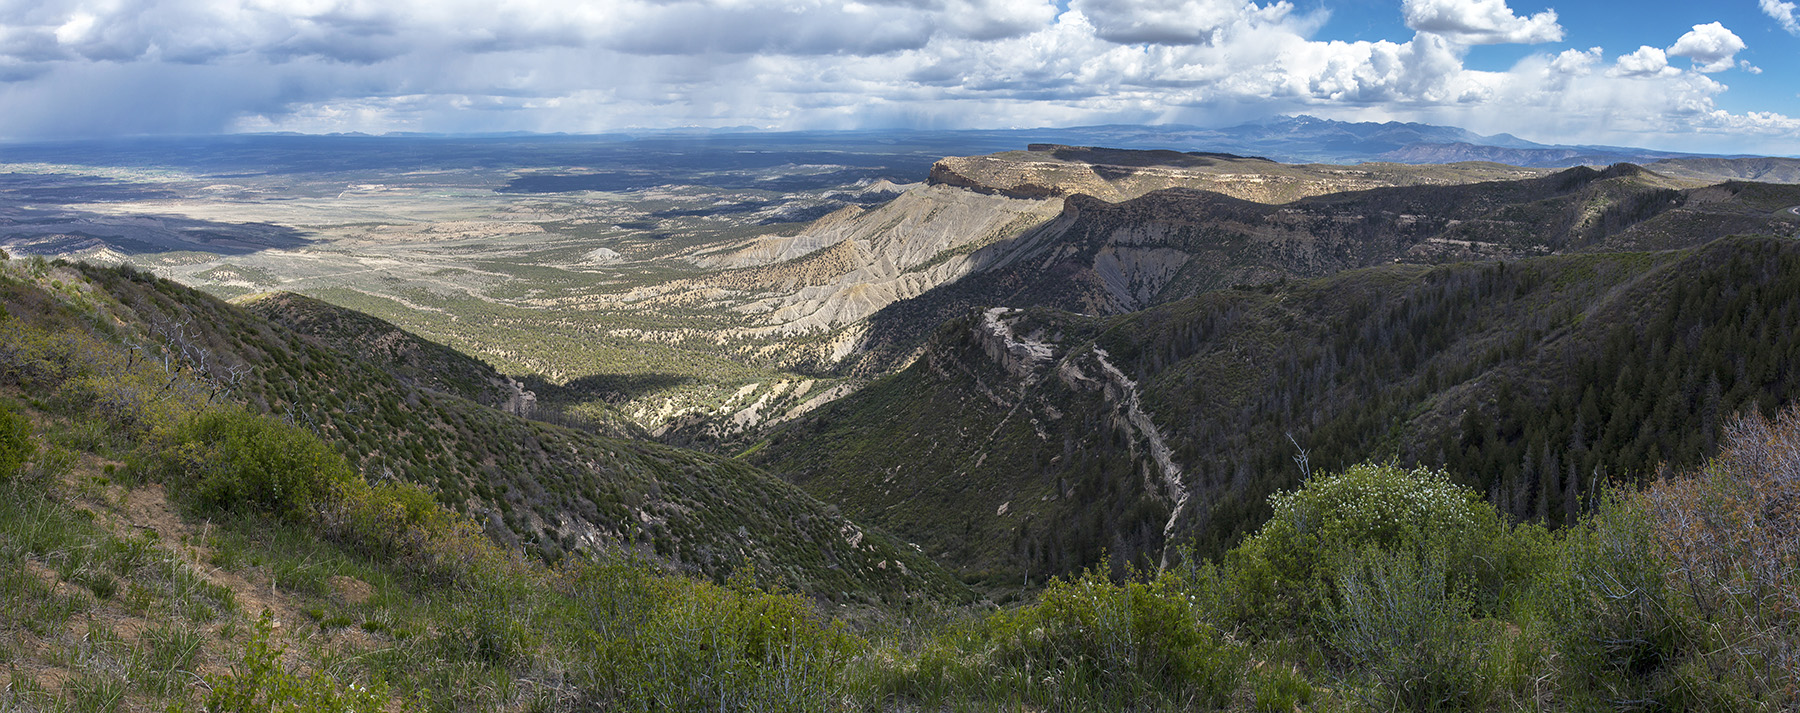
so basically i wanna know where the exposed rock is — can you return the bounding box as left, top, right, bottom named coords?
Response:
left=583, top=247, right=624, bottom=264
left=974, top=308, right=1056, bottom=381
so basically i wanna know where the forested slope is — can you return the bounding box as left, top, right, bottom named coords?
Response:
left=755, top=235, right=1800, bottom=579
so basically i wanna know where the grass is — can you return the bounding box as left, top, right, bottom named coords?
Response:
left=8, top=232, right=1800, bottom=711
left=0, top=479, right=238, bottom=711
left=24, top=260, right=964, bottom=602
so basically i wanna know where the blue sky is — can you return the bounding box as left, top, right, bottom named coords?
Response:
left=0, top=0, right=1796, bottom=155
left=1382, top=1, right=1799, bottom=119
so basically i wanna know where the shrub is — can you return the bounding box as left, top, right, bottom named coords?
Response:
left=1328, top=545, right=1480, bottom=711
left=1000, top=569, right=1242, bottom=708
left=170, top=409, right=355, bottom=520
left=1536, top=489, right=1676, bottom=708
left=571, top=561, right=864, bottom=711
left=1640, top=408, right=1800, bottom=708
left=0, top=401, right=33, bottom=480
left=873, top=567, right=1245, bottom=710
left=1246, top=663, right=1315, bottom=712
left=1226, top=463, right=1510, bottom=628
left=183, top=613, right=387, bottom=713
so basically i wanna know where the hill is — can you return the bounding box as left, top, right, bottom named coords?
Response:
left=5, top=143, right=1800, bottom=711
left=655, top=146, right=1547, bottom=379
left=751, top=234, right=1800, bottom=579
left=835, top=165, right=1799, bottom=375
left=0, top=257, right=963, bottom=604
left=1648, top=156, right=1800, bottom=184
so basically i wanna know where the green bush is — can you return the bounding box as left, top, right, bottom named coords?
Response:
left=999, top=569, right=1242, bottom=708
left=873, top=567, right=1245, bottom=710
left=1533, top=490, right=1678, bottom=708
left=182, top=613, right=387, bottom=713
left=0, top=401, right=33, bottom=480
left=1225, top=463, right=1511, bottom=628
left=170, top=409, right=355, bottom=520
left=1329, top=545, right=1480, bottom=711
left=1247, top=662, right=1315, bottom=712
left=570, top=561, right=864, bottom=711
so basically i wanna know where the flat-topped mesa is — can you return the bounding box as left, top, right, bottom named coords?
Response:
left=927, top=145, right=1549, bottom=205
left=929, top=145, right=1276, bottom=202
left=1023, top=144, right=1272, bottom=165
left=928, top=156, right=1069, bottom=199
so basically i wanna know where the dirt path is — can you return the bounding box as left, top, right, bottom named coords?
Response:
left=118, top=484, right=308, bottom=630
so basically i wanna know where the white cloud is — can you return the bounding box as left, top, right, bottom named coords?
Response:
left=1763, top=0, right=1800, bottom=35
left=1550, top=47, right=1602, bottom=75
left=0, top=0, right=1062, bottom=65
left=1071, top=0, right=1303, bottom=46
left=1401, top=0, right=1562, bottom=45
left=1611, top=46, right=1678, bottom=78
left=0, top=0, right=1791, bottom=155
left=1667, top=22, right=1745, bottom=73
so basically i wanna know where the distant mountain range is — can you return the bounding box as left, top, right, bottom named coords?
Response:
left=5, top=116, right=1789, bottom=183
left=1046, top=115, right=1800, bottom=168
left=607, top=114, right=1789, bottom=167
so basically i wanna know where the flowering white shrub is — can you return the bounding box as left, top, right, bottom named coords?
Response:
left=1226, top=462, right=1510, bottom=628
left=1268, top=463, right=1485, bottom=549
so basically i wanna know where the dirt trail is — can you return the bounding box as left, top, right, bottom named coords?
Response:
left=20, top=462, right=383, bottom=701
left=117, top=483, right=307, bottom=630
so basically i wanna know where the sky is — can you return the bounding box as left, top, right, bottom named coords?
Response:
left=0, top=0, right=1798, bottom=155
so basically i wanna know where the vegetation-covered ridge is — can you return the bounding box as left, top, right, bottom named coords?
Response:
left=3, top=263, right=1795, bottom=710
left=842, top=164, right=1800, bottom=374
left=0, top=250, right=896, bottom=710
left=756, top=234, right=1800, bottom=580
left=0, top=255, right=963, bottom=604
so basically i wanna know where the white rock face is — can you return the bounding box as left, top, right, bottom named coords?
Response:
left=695, top=185, right=1066, bottom=341
left=583, top=247, right=624, bottom=265
left=1088, top=348, right=1189, bottom=557
left=974, top=308, right=1056, bottom=381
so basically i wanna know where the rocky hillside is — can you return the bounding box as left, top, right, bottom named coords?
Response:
left=595, top=150, right=1795, bottom=444
left=242, top=293, right=543, bottom=417
left=241, top=291, right=653, bottom=439
left=649, top=147, right=1546, bottom=375
left=1647, top=156, right=1800, bottom=185
left=838, top=165, right=1799, bottom=374
left=752, top=231, right=1800, bottom=580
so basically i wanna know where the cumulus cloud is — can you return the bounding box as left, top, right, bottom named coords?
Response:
left=0, top=0, right=1792, bottom=155
left=0, top=0, right=1061, bottom=66
left=1611, top=46, right=1677, bottom=78
left=1400, top=0, right=1562, bottom=45
left=1071, top=0, right=1304, bottom=46
left=1550, top=47, right=1602, bottom=75
left=1763, top=0, right=1800, bottom=35
left=1667, top=22, right=1745, bottom=73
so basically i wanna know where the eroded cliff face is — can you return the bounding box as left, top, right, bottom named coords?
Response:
left=651, top=147, right=1546, bottom=375
left=973, top=307, right=1056, bottom=381
left=596, top=149, right=1758, bottom=442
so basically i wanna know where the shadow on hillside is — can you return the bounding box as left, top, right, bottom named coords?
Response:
left=0, top=202, right=317, bottom=257
left=520, top=372, right=697, bottom=404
